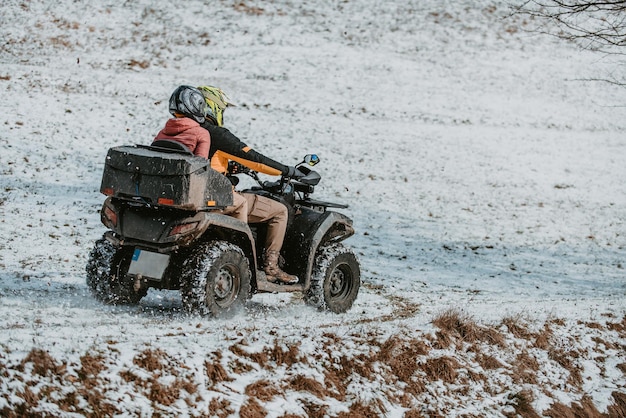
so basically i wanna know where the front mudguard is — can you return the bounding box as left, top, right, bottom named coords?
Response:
left=282, top=208, right=355, bottom=289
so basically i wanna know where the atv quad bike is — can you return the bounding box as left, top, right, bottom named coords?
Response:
left=86, top=140, right=360, bottom=317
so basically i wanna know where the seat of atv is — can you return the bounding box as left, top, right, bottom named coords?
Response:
left=146, top=139, right=193, bottom=155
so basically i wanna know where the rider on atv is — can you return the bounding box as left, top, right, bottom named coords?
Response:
left=153, top=85, right=300, bottom=284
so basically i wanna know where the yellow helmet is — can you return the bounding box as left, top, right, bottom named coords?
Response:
left=197, top=85, right=235, bottom=127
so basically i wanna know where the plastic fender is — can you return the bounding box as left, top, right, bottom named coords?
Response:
left=282, top=209, right=354, bottom=289
left=201, top=213, right=259, bottom=282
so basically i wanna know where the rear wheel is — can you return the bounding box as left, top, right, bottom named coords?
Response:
left=181, top=241, right=251, bottom=318
left=85, top=237, right=147, bottom=304
left=304, top=243, right=360, bottom=313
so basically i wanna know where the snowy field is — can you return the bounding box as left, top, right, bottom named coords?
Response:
left=1, top=0, right=625, bottom=416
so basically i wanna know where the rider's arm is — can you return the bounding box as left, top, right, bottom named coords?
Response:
left=204, top=124, right=290, bottom=176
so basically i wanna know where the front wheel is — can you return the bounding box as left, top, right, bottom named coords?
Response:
left=304, top=243, right=360, bottom=313
left=181, top=241, right=251, bottom=318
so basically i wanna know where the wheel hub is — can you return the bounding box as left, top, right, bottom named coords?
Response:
left=213, top=264, right=240, bottom=306
left=215, top=268, right=234, bottom=299
left=329, top=266, right=347, bottom=297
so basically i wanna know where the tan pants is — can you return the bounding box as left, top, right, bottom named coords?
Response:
left=221, top=192, right=288, bottom=253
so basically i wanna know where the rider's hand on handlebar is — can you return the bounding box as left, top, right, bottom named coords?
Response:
left=228, top=161, right=247, bottom=175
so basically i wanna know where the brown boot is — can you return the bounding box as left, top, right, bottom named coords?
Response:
left=264, top=251, right=298, bottom=284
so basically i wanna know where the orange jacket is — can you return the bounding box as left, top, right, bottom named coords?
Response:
left=154, top=118, right=210, bottom=158
left=202, top=124, right=289, bottom=176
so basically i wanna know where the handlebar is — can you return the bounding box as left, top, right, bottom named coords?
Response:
left=227, top=154, right=347, bottom=208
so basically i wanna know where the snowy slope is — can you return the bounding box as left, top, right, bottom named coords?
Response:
left=1, top=0, right=625, bottom=416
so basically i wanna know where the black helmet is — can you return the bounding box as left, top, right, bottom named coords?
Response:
left=168, top=85, right=212, bottom=124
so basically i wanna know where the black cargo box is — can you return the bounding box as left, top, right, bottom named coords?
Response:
left=100, top=145, right=233, bottom=210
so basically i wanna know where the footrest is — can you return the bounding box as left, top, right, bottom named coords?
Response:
left=255, top=270, right=303, bottom=293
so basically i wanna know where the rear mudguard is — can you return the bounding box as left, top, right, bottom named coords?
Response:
left=102, top=198, right=259, bottom=288
left=282, top=207, right=355, bottom=289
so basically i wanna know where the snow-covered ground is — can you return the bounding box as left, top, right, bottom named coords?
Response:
left=1, top=0, right=625, bottom=416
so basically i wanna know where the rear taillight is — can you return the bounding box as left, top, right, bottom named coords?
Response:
left=103, top=205, right=118, bottom=227
left=169, top=222, right=199, bottom=237
left=158, top=197, right=175, bottom=206
left=102, top=187, right=114, bottom=196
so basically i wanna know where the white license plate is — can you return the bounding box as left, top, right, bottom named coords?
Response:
left=128, top=249, right=170, bottom=280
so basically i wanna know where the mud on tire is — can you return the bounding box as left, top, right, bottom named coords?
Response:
left=181, top=241, right=251, bottom=318
left=304, top=243, right=360, bottom=313
left=85, top=236, right=147, bottom=304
